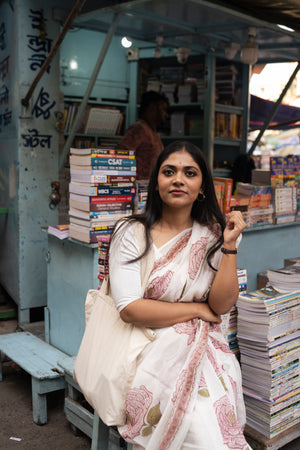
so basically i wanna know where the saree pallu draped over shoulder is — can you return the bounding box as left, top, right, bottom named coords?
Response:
left=118, top=222, right=251, bottom=450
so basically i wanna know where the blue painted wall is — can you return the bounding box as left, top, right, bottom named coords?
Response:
left=60, top=28, right=131, bottom=102
left=0, top=0, right=60, bottom=320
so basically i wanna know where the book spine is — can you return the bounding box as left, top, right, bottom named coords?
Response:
left=90, top=195, right=135, bottom=204
left=91, top=153, right=135, bottom=159
left=88, top=165, right=136, bottom=172
left=90, top=186, right=136, bottom=196
left=90, top=157, right=136, bottom=167
left=92, top=148, right=135, bottom=156
left=90, top=202, right=133, bottom=211
left=71, top=169, right=136, bottom=177
left=224, top=179, right=233, bottom=214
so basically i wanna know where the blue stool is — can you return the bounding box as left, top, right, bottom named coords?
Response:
left=58, top=356, right=133, bottom=449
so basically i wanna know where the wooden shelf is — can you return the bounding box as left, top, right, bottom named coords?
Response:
left=214, top=136, right=242, bottom=146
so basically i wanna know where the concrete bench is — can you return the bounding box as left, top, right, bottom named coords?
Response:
left=58, top=355, right=133, bottom=450
left=0, top=331, right=67, bottom=425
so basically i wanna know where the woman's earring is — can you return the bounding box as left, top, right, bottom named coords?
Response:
left=197, top=192, right=205, bottom=202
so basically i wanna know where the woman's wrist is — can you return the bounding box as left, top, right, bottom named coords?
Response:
left=222, top=242, right=237, bottom=251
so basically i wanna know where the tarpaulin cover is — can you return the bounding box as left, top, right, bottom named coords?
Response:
left=250, top=95, right=300, bottom=130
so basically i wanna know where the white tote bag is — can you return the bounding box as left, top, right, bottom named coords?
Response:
left=73, top=222, right=156, bottom=426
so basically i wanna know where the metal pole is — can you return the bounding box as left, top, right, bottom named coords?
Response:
left=248, top=62, right=300, bottom=155
left=59, top=13, right=121, bottom=171
left=21, top=0, right=87, bottom=108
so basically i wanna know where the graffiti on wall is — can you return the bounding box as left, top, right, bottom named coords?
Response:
left=21, top=128, right=52, bottom=148
left=0, top=108, right=12, bottom=132
left=32, top=86, right=56, bottom=119
left=27, top=9, right=53, bottom=73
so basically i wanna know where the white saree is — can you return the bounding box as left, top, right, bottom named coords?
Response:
left=110, top=221, right=251, bottom=450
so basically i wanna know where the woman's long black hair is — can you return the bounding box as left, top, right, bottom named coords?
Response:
left=109, top=141, right=226, bottom=270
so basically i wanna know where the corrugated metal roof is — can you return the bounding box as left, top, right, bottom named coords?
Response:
left=57, top=0, right=300, bottom=64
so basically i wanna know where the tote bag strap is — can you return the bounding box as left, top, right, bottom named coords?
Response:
left=131, top=221, right=155, bottom=293
left=104, top=220, right=154, bottom=296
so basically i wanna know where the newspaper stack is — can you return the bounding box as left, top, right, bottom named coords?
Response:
left=237, top=287, right=300, bottom=438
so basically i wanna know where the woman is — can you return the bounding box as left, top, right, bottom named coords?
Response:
left=109, top=141, right=250, bottom=449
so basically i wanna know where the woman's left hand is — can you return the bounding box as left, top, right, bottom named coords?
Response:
left=223, top=211, right=247, bottom=249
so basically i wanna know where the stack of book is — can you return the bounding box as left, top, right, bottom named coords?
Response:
left=227, top=268, right=248, bottom=358
left=273, top=187, right=297, bottom=224
left=177, top=83, right=197, bottom=103
left=267, top=263, right=300, bottom=291
left=135, top=180, right=149, bottom=214
left=160, top=83, right=176, bottom=104
left=215, top=64, right=238, bottom=102
left=215, top=112, right=243, bottom=139
left=48, top=224, right=70, bottom=240
left=170, top=112, right=186, bottom=136
left=237, top=287, right=300, bottom=439
left=232, top=183, right=273, bottom=226
left=269, top=156, right=297, bottom=224
left=97, top=239, right=110, bottom=286
left=69, top=147, right=136, bottom=243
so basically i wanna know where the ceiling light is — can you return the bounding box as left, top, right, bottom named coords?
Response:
left=69, top=59, right=78, bottom=70
left=121, top=37, right=132, bottom=48
left=224, top=42, right=240, bottom=60
left=241, top=27, right=258, bottom=65
left=277, top=24, right=295, bottom=32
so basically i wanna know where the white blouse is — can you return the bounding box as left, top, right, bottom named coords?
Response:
left=109, top=223, right=142, bottom=312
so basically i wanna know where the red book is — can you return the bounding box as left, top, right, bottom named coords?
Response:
left=213, top=177, right=233, bottom=214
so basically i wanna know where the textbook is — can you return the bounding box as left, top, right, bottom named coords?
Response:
left=69, top=199, right=133, bottom=212
left=69, top=223, right=114, bottom=244
left=69, top=206, right=132, bottom=220
left=48, top=224, right=69, bottom=240
left=70, top=155, right=136, bottom=167
left=69, top=192, right=135, bottom=204
left=70, top=147, right=135, bottom=156
left=70, top=213, right=129, bottom=229
left=70, top=164, right=137, bottom=173
left=69, top=182, right=135, bottom=197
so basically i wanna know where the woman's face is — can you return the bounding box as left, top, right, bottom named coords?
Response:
left=157, top=149, right=203, bottom=212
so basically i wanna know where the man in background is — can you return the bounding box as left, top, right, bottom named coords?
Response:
left=116, top=91, right=169, bottom=180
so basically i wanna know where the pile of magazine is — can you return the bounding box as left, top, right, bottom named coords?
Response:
left=237, top=287, right=300, bottom=438
left=267, top=263, right=300, bottom=291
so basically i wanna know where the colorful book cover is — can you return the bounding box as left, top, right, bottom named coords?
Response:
left=282, top=156, right=295, bottom=187
left=213, top=177, right=233, bottom=214
left=270, top=157, right=283, bottom=188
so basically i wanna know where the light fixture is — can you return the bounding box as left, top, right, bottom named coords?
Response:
left=154, top=36, right=163, bottom=58
left=174, top=47, right=191, bottom=64
left=121, top=36, right=132, bottom=48
left=224, top=42, right=240, bottom=60
left=69, top=59, right=78, bottom=70
left=277, top=24, right=295, bottom=32
left=240, top=27, right=258, bottom=65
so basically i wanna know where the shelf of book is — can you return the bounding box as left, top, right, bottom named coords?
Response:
left=137, top=54, right=248, bottom=169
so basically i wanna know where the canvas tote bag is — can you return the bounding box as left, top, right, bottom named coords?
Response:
left=73, top=222, right=156, bottom=426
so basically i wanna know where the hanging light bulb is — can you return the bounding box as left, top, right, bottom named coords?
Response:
left=241, top=27, right=258, bottom=65
left=121, top=36, right=132, bottom=48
